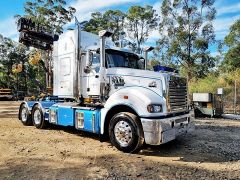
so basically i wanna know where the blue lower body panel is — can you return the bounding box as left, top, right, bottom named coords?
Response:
left=58, top=107, right=74, bottom=126
left=49, top=106, right=100, bottom=134
left=49, top=106, right=74, bottom=126
left=75, top=109, right=100, bottom=134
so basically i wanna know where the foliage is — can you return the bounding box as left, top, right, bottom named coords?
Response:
left=83, top=5, right=158, bottom=53
left=83, top=10, right=126, bottom=42
left=189, top=69, right=240, bottom=94
left=224, top=19, right=240, bottom=46
left=0, top=34, right=46, bottom=94
left=220, top=19, right=240, bottom=72
left=126, top=5, right=159, bottom=53
left=150, top=59, right=160, bottom=67
left=83, top=12, right=105, bottom=34
left=15, top=0, right=75, bottom=34
left=189, top=74, right=221, bottom=94
left=157, top=0, right=216, bottom=80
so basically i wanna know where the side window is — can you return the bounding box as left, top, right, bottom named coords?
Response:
left=92, top=53, right=100, bottom=66
left=106, top=54, right=115, bottom=68
left=138, top=58, right=145, bottom=69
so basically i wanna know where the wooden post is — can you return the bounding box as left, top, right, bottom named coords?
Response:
left=234, top=80, right=237, bottom=114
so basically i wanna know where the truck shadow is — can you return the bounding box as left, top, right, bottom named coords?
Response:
left=46, top=123, right=100, bottom=140
left=43, top=120, right=240, bottom=163
left=0, top=154, right=239, bottom=179
left=139, top=122, right=240, bottom=163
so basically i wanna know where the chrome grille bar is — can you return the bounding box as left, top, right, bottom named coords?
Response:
left=168, top=76, right=188, bottom=113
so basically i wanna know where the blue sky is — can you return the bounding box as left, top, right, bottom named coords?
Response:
left=0, top=0, right=240, bottom=55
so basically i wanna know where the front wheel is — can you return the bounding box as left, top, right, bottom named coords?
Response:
left=19, top=103, right=32, bottom=126
left=109, top=112, right=144, bottom=153
left=32, top=105, right=47, bottom=129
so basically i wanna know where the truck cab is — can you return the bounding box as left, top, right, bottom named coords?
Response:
left=18, top=23, right=194, bottom=153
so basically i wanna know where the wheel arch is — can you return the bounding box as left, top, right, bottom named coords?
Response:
left=31, top=102, right=44, bottom=113
left=102, top=104, right=140, bottom=139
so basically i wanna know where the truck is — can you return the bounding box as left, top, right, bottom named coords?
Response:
left=17, top=17, right=194, bottom=153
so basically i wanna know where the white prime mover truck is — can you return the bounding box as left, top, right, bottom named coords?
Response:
left=18, top=18, right=194, bottom=153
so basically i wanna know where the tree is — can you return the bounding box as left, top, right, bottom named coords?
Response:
left=126, top=5, right=159, bottom=53
left=0, top=35, right=25, bottom=90
left=158, top=0, right=216, bottom=81
left=0, top=37, right=13, bottom=88
left=15, top=0, right=75, bottom=34
left=83, top=10, right=126, bottom=43
left=83, top=12, right=105, bottom=35
left=221, top=19, right=240, bottom=72
left=0, top=34, right=45, bottom=94
left=104, top=10, right=126, bottom=43
left=83, top=6, right=158, bottom=53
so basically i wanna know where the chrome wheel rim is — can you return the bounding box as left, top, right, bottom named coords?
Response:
left=33, top=109, right=41, bottom=125
left=21, top=107, right=28, bottom=122
left=114, top=120, right=133, bottom=147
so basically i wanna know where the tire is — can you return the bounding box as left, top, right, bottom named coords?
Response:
left=19, top=103, right=32, bottom=126
left=109, top=112, right=144, bottom=153
left=32, top=105, right=47, bottom=129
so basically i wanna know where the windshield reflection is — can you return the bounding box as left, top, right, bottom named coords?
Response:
left=106, top=49, right=144, bottom=69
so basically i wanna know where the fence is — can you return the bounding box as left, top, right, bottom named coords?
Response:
left=223, top=81, right=240, bottom=114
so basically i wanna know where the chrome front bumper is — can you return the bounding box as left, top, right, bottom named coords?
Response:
left=141, top=113, right=195, bottom=145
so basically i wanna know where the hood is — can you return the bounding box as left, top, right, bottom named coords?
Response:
left=106, top=68, right=169, bottom=97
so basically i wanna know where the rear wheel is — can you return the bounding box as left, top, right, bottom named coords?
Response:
left=109, top=112, right=144, bottom=153
left=32, top=105, right=47, bottom=129
left=19, top=103, right=32, bottom=126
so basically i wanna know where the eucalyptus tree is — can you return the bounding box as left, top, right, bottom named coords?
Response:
left=15, top=0, right=75, bottom=34
left=158, top=0, right=216, bottom=80
left=221, top=19, right=240, bottom=72
left=83, top=10, right=126, bottom=43
left=0, top=35, right=30, bottom=90
left=126, top=5, right=159, bottom=53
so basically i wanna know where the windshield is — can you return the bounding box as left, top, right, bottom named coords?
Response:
left=106, top=49, right=144, bottom=69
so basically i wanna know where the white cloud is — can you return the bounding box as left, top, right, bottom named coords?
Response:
left=213, top=15, right=240, bottom=40
left=0, top=17, right=18, bottom=40
left=71, top=0, right=141, bottom=22
left=146, top=30, right=160, bottom=44
left=153, top=1, right=161, bottom=16
left=217, top=2, right=240, bottom=16
left=210, top=51, right=220, bottom=57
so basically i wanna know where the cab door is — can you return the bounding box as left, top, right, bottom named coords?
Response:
left=82, top=51, right=102, bottom=98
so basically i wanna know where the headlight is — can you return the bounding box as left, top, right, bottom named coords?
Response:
left=147, top=105, right=163, bottom=113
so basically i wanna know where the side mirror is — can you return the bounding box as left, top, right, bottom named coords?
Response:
left=84, top=66, right=91, bottom=74
left=88, top=54, right=93, bottom=66
left=85, top=50, right=93, bottom=67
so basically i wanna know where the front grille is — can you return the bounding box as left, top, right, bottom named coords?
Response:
left=168, top=76, right=188, bottom=112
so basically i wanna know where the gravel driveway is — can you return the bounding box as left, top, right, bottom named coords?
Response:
left=0, top=102, right=239, bottom=179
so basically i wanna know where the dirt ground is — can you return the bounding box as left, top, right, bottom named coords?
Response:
left=0, top=102, right=239, bottom=179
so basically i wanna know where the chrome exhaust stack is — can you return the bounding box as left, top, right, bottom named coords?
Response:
left=143, top=46, right=154, bottom=70
left=98, top=30, right=113, bottom=67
